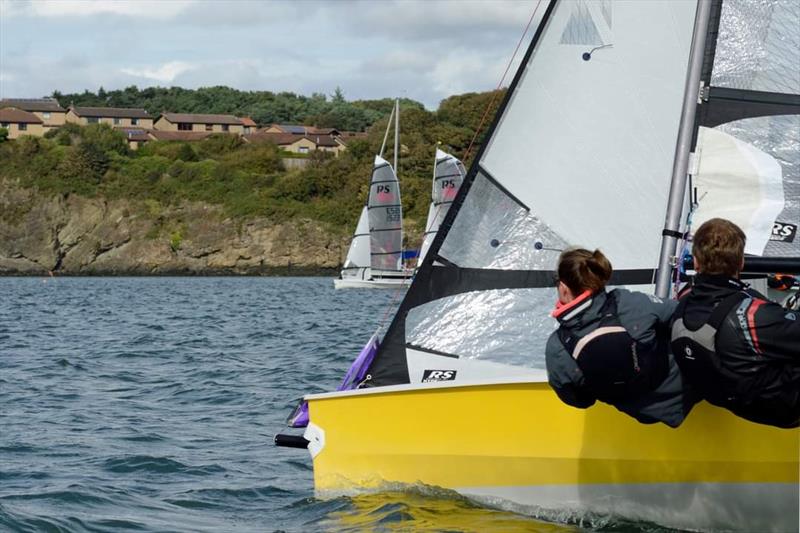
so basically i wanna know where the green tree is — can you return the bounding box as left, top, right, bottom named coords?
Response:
left=0, top=127, right=8, bottom=143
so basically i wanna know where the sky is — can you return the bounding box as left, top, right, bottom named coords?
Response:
left=0, top=0, right=545, bottom=109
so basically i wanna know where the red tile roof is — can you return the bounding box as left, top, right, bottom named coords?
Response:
left=0, top=98, right=65, bottom=113
left=240, top=117, right=257, bottom=127
left=160, top=113, right=242, bottom=125
left=71, top=106, right=151, bottom=118
left=0, top=107, right=44, bottom=124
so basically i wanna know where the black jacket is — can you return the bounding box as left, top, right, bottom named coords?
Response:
left=673, top=274, right=800, bottom=428
left=546, top=289, right=696, bottom=428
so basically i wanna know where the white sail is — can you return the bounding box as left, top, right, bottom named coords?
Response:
left=418, top=149, right=466, bottom=264
left=342, top=205, right=370, bottom=271
left=368, top=155, right=403, bottom=273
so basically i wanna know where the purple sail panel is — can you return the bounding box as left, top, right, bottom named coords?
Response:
left=288, top=334, right=380, bottom=428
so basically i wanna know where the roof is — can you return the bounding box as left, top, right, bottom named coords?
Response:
left=148, top=130, right=216, bottom=142
left=271, top=124, right=307, bottom=134
left=114, top=126, right=150, bottom=142
left=0, top=98, right=65, bottom=113
left=240, top=117, right=257, bottom=127
left=71, top=106, right=151, bottom=119
left=307, top=127, right=339, bottom=135
left=0, top=107, right=44, bottom=124
left=160, top=113, right=242, bottom=125
left=244, top=132, right=339, bottom=147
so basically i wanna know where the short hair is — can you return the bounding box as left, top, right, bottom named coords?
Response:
left=557, top=248, right=612, bottom=295
left=692, top=218, right=746, bottom=277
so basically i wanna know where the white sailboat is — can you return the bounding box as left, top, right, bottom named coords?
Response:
left=286, top=1, right=800, bottom=530
left=334, top=99, right=413, bottom=289
left=418, top=149, right=467, bottom=266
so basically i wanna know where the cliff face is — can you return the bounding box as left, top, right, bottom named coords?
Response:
left=0, top=182, right=348, bottom=275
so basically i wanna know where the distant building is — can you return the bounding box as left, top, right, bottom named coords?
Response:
left=115, top=126, right=151, bottom=150
left=0, top=107, right=45, bottom=138
left=0, top=98, right=66, bottom=132
left=262, top=124, right=341, bottom=137
left=240, top=117, right=257, bottom=134
left=154, top=113, right=244, bottom=134
left=66, top=106, right=154, bottom=128
left=147, top=130, right=216, bottom=142
left=244, top=132, right=345, bottom=156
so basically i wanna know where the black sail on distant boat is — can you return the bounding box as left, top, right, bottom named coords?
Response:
left=280, top=1, right=799, bottom=531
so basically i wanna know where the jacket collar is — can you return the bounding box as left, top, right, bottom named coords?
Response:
left=552, top=289, right=594, bottom=321
left=694, top=273, right=748, bottom=291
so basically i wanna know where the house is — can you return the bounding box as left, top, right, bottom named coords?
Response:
left=0, top=107, right=45, bottom=139
left=115, top=126, right=151, bottom=150
left=0, top=98, right=66, bottom=131
left=240, top=117, right=257, bottom=134
left=154, top=113, right=244, bottom=134
left=66, top=106, right=153, bottom=128
left=244, top=132, right=346, bottom=156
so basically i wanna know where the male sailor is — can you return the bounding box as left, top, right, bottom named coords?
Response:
left=671, top=218, right=800, bottom=428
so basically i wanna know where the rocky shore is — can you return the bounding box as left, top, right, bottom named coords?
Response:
left=0, top=181, right=348, bottom=276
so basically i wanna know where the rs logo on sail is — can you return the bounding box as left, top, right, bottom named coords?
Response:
left=421, top=370, right=457, bottom=383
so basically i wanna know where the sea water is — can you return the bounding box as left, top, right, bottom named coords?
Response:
left=1, top=277, right=671, bottom=532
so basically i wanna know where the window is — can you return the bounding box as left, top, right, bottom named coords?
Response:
left=131, top=118, right=138, bottom=125
left=205, top=124, right=213, bottom=131
left=221, top=124, right=229, bottom=132
left=1, top=122, right=9, bottom=128
left=42, top=112, right=51, bottom=119
left=19, top=123, right=27, bottom=131
left=114, top=117, right=121, bottom=125
left=87, top=117, right=99, bottom=124
left=178, top=123, right=192, bottom=131
left=298, top=146, right=309, bottom=153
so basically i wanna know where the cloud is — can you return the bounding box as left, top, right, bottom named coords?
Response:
left=2, top=0, right=193, bottom=19
left=120, top=61, right=196, bottom=83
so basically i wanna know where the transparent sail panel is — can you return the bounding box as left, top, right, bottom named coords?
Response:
left=419, top=151, right=467, bottom=263
left=439, top=171, right=567, bottom=270
left=716, top=116, right=800, bottom=257
left=405, top=287, right=555, bottom=368
left=368, top=158, right=403, bottom=271
left=343, top=206, right=370, bottom=269
left=711, top=0, right=800, bottom=94
left=479, top=0, right=697, bottom=271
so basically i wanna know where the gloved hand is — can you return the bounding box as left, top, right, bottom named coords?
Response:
left=784, top=291, right=800, bottom=311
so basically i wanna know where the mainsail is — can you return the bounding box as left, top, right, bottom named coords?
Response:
left=365, top=0, right=700, bottom=386
left=418, top=149, right=467, bottom=265
left=368, top=155, right=404, bottom=273
left=677, top=0, right=800, bottom=263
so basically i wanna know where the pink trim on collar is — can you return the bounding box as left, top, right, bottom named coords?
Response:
left=551, top=289, right=593, bottom=318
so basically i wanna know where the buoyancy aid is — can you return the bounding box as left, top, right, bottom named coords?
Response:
left=557, top=291, right=670, bottom=403
left=670, top=291, right=749, bottom=405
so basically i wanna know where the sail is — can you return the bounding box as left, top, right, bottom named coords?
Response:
left=689, top=0, right=800, bottom=259
left=368, top=155, right=403, bottom=273
left=342, top=205, right=370, bottom=270
left=364, top=0, right=701, bottom=387
left=418, top=149, right=467, bottom=264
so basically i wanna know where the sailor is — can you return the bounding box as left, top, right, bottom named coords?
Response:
left=545, top=248, right=696, bottom=427
left=671, top=218, right=800, bottom=428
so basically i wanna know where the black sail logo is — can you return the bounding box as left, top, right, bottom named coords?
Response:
left=771, top=222, right=797, bottom=243
left=421, top=369, right=457, bottom=383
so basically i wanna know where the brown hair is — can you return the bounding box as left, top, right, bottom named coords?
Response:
left=692, top=218, right=746, bottom=277
left=557, top=248, right=613, bottom=295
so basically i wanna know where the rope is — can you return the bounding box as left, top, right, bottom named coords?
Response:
left=463, top=0, right=543, bottom=162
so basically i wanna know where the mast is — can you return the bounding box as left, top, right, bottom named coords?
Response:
left=379, top=102, right=395, bottom=158
left=654, top=0, right=714, bottom=298
left=393, top=98, right=399, bottom=174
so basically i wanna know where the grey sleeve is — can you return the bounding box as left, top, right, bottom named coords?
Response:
left=545, top=333, right=596, bottom=409
left=617, top=289, right=678, bottom=326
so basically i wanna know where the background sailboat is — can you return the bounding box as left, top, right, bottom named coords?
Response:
left=334, top=99, right=413, bottom=289
left=283, top=1, right=799, bottom=530
left=418, top=149, right=467, bottom=266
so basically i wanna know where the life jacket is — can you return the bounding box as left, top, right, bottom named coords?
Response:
left=670, top=291, right=749, bottom=406
left=557, top=291, right=670, bottom=403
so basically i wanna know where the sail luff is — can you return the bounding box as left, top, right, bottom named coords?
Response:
left=654, top=0, right=714, bottom=298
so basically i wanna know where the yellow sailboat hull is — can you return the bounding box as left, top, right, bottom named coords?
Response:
left=305, top=379, right=799, bottom=531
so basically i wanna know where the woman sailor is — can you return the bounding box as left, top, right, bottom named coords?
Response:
left=545, top=248, right=696, bottom=427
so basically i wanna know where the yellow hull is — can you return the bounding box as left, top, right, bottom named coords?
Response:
left=305, top=380, right=799, bottom=531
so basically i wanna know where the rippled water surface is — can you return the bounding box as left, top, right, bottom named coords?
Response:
left=1, top=277, right=666, bottom=532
